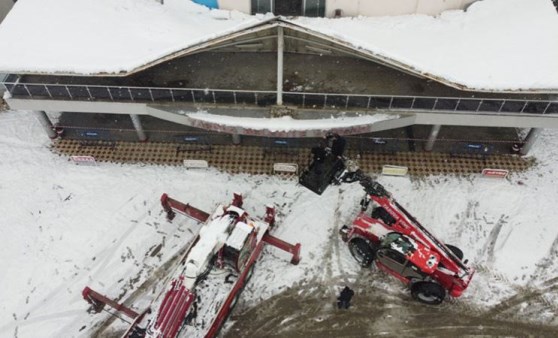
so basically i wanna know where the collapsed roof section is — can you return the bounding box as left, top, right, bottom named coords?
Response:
left=0, top=0, right=557, bottom=93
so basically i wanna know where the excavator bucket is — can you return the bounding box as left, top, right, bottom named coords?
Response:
left=299, top=157, right=345, bottom=195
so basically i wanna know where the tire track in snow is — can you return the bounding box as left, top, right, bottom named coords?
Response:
left=89, top=228, right=201, bottom=337
left=0, top=310, right=85, bottom=336
left=6, top=191, right=166, bottom=337
left=447, top=200, right=478, bottom=244
left=4, top=193, right=156, bottom=329
left=482, top=215, right=508, bottom=266
left=87, top=191, right=159, bottom=278
left=529, top=232, right=558, bottom=283
left=484, top=277, right=558, bottom=320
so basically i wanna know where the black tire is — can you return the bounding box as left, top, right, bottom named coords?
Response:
left=445, top=244, right=464, bottom=260
left=411, top=281, right=446, bottom=305
left=349, top=238, right=376, bottom=267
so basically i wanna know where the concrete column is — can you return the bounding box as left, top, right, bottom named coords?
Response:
left=424, top=124, right=442, bottom=151
left=232, top=133, right=241, bottom=145
left=130, top=114, right=147, bottom=141
left=519, top=128, right=542, bottom=156
left=35, top=111, right=57, bottom=139
left=276, top=26, right=284, bottom=106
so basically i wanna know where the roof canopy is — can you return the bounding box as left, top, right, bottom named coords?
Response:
left=0, top=0, right=557, bottom=93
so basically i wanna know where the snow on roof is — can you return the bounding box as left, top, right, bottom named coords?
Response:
left=290, top=0, right=558, bottom=92
left=0, top=0, right=556, bottom=92
left=0, top=0, right=268, bottom=75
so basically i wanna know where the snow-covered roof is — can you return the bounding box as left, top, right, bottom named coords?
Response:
left=0, top=0, right=557, bottom=92
left=289, top=0, right=558, bottom=92
left=0, top=0, right=270, bottom=75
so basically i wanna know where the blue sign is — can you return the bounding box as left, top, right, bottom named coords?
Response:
left=191, top=0, right=219, bottom=9
left=84, top=131, right=99, bottom=138
left=466, top=143, right=483, bottom=149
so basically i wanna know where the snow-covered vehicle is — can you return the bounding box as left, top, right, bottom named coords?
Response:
left=339, top=175, right=475, bottom=304
left=83, top=193, right=301, bottom=338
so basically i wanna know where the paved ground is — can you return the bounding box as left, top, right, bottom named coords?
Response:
left=226, top=279, right=558, bottom=337
left=52, top=138, right=533, bottom=177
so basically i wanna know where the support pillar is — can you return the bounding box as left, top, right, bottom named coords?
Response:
left=232, top=134, right=241, bottom=145
left=130, top=114, right=147, bottom=141
left=519, top=128, right=542, bottom=156
left=276, top=26, right=284, bottom=106
left=35, top=111, right=57, bottom=139
left=424, top=124, right=442, bottom=151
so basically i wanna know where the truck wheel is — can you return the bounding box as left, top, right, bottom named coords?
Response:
left=349, top=238, right=376, bottom=267
left=411, top=282, right=446, bottom=305
left=445, top=244, right=464, bottom=260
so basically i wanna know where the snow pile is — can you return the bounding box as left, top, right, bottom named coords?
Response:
left=0, top=0, right=267, bottom=75
left=186, top=111, right=398, bottom=132
left=1, top=109, right=558, bottom=337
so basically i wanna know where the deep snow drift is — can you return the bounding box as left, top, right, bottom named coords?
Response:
left=1, top=109, right=558, bottom=337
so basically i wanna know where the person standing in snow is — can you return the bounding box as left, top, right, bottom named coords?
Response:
left=337, top=286, right=354, bottom=309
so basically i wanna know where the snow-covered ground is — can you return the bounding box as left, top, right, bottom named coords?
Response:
left=1, top=109, right=558, bottom=337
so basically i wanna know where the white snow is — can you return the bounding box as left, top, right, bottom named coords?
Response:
left=226, top=221, right=252, bottom=251
left=0, top=0, right=268, bottom=75
left=186, top=111, right=398, bottom=132
left=184, top=213, right=232, bottom=287
left=2, top=106, right=558, bottom=337
left=0, top=0, right=557, bottom=92
left=290, top=0, right=558, bottom=91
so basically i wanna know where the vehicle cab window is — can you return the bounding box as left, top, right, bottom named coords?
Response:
left=381, top=232, right=415, bottom=255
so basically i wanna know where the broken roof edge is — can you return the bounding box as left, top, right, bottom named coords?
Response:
left=281, top=20, right=558, bottom=95
left=181, top=110, right=405, bottom=138
left=3, top=17, right=557, bottom=95
left=0, top=17, right=279, bottom=78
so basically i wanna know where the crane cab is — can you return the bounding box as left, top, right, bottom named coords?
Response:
left=375, top=232, right=440, bottom=283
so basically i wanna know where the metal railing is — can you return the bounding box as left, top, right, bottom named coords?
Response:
left=1, top=80, right=557, bottom=115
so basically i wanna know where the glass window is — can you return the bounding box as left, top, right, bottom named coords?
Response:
left=382, top=233, right=415, bottom=255
left=252, top=0, right=273, bottom=14
left=275, top=0, right=303, bottom=16
left=304, top=0, right=325, bottom=17
left=382, top=232, right=401, bottom=248
left=384, top=249, right=407, bottom=265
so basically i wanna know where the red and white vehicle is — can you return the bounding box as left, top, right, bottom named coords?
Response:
left=339, top=175, right=475, bottom=305
left=83, top=193, right=301, bottom=338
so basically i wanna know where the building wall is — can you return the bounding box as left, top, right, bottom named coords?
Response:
left=219, top=0, right=251, bottom=13
left=325, top=0, right=477, bottom=17
left=416, top=0, right=476, bottom=16
left=194, top=0, right=477, bottom=17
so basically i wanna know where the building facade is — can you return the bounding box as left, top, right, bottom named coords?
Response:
left=1, top=0, right=557, bottom=156
left=195, top=0, right=477, bottom=17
